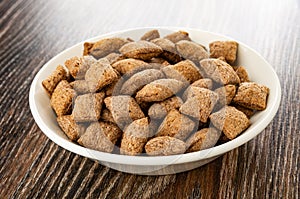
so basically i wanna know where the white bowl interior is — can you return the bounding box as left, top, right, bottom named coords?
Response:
left=29, top=27, right=281, bottom=175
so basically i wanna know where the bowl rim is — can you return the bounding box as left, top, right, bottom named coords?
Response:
left=29, top=26, right=281, bottom=166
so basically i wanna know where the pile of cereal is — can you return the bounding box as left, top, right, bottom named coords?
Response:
left=42, top=29, right=269, bottom=156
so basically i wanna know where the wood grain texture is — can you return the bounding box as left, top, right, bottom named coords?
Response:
left=0, top=0, right=299, bottom=198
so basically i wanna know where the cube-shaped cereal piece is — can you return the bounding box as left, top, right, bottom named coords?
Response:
left=78, top=122, right=122, bottom=153
left=200, top=58, right=240, bottom=85
left=64, top=56, right=97, bottom=79
left=140, top=29, right=160, bottom=41
left=83, top=37, right=129, bottom=59
left=72, top=92, right=105, bottom=122
left=233, top=82, right=269, bottom=110
left=209, top=41, right=238, bottom=64
left=101, top=69, right=122, bottom=96
left=151, top=38, right=182, bottom=63
left=135, top=79, right=185, bottom=102
left=64, top=56, right=83, bottom=79
left=70, top=80, right=89, bottom=94
left=120, top=69, right=165, bottom=95
left=42, top=65, right=68, bottom=96
left=57, top=115, right=86, bottom=141
left=104, top=95, right=145, bottom=128
left=179, top=87, right=219, bottom=123
left=148, top=96, right=183, bottom=119
left=85, top=58, right=118, bottom=92
left=214, top=85, right=236, bottom=106
left=50, top=80, right=76, bottom=116
left=209, top=106, right=250, bottom=139
left=186, top=128, right=221, bottom=152
left=119, top=40, right=163, bottom=61
left=120, top=118, right=149, bottom=156
left=175, top=40, right=209, bottom=64
left=156, top=109, right=196, bottom=140
left=182, top=79, right=213, bottom=101
left=235, top=66, right=250, bottom=82
left=191, top=78, right=213, bottom=90
left=145, top=136, right=186, bottom=156
left=112, top=58, right=150, bottom=75
left=164, top=30, right=191, bottom=43
left=162, top=60, right=202, bottom=84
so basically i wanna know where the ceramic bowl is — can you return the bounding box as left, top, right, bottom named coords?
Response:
left=29, top=27, right=281, bottom=175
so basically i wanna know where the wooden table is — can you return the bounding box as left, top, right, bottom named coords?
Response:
left=1, top=0, right=299, bottom=198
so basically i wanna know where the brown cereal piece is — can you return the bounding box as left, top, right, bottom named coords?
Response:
left=182, top=86, right=202, bottom=100
left=70, top=80, right=89, bottom=94
left=83, top=37, right=129, bottom=59
left=104, top=95, right=145, bottom=127
left=85, top=58, right=118, bottom=92
left=235, top=66, right=250, bottom=82
left=50, top=80, right=76, bottom=116
left=156, top=109, right=196, bottom=140
left=42, top=65, right=68, bottom=96
left=78, top=56, right=98, bottom=79
left=135, top=79, right=185, bottom=102
left=140, top=29, right=160, bottom=41
left=100, top=108, right=116, bottom=124
left=64, top=56, right=97, bottom=79
left=232, top=104, right=255, bottom=118
left=119, top=40, right=163, bottom=60
left=122, top=63, right=165, bottom=78
left=151, top=38, right=182, bottom=63
left=176, top=40, right=209, bottom=64
left=179, top=87, right=219, bottom=123
left=112, top=58, right=150, bottom=75
left=120, top=69, right=165, bottom=95
left=145, top=136, right=186, bottom=156
left=214, top=85, right=236, bottom=106
left=64, top=56, right=82, bottom=79
left=102, top=69, right=122, bottom=96
left=200, top=59, right=240, bottom=85
left=57, top=115, right=86, bottom=141
left=72, top=93, right=105, bottom=122
left=148, top=96, right=183, bottom=119
left=162, top=60, right=202, bottom=84
left=186, top=128, right=221, bottom=152
left=78, top=121, right=122, bottom=153
left=210, top=106, right=250, bottom=139
left=164, top=30, right=191, bottom=43
left=209, top=41, right=238, bottom=64
left=105, top=53, right=125, bottom=64
left=182, top=79, right=214, bottom=101
left=120, top=118, right=150, bottom=155
left=191, top=78, right=213, bottom=90
left=233, top=82, right=269, bottom=110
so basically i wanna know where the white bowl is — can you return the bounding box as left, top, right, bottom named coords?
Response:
left=29, top=27, right=281, bottom=175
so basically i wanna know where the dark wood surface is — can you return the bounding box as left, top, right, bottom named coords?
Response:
left=1, top=0, right=299, bottom=198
